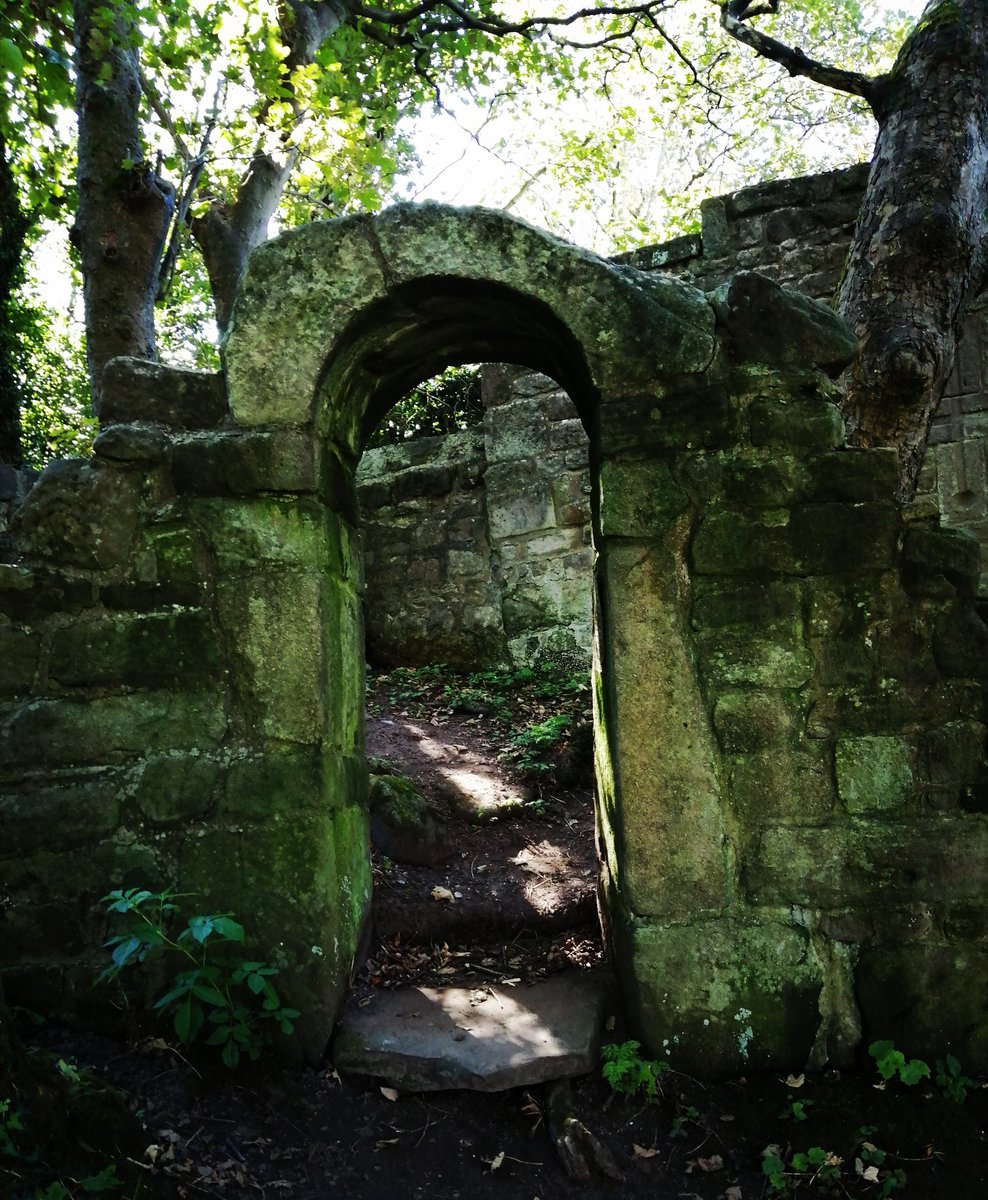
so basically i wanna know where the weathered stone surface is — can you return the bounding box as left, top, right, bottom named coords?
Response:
left=333, top=972, right=611, bottom=1091
left=691, top=510, right=793, bottom=575
left=369, top=772, right=451, bottom=867
left=747, top=819, right=988, bottom=907
left=50, top=610, right=218, bottom=687
left=10, top=460, right=141, bottom=570
left=172, top=430, right=315, bottom=495
left=711, top=272, right=857, bottom=374
left=933, top=606, right=988, bottom=678
left=0, top=690, right=227, bottom=767
left=789, top=503, right=899, bottom=574
left=621, top=919, right=822, bottom=1075
left=598, top=459, right=688, bottom=538
left=101, top=357, right=228, bottom=428
left=599, top=542, right=728, bottom=920
left=134, top=754, right=222, bottom=826
left=93, top=423, right=170, bottom=465
left=902, top=526, right=981, bottom=597
left=0, top=626, right=39, bottom=695
left=835, top=735, right=914, bottom=814
left=749, top=398, right=845, bottom=452
left=0, top=775, right=123, bottom=856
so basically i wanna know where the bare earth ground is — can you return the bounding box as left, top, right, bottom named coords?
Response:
left=12, top=669, right=988, bottom=1198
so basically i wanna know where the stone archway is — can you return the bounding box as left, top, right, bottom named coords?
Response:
left=222, top=203, right=732, bottom=1062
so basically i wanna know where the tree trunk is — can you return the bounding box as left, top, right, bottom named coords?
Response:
left=191, top=0, right=347, bottom=336
left=73, top=0, right=174, bottom=409
left=838, top=0, right=988, bottom=496
left=0, top=130, right=29, bottom=465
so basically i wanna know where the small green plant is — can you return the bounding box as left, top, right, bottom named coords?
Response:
left=856, top=1139, right=908, bottom=1197
left=869, top=1039, right=931, bottom=1086
left=0, top=1097, right=25, bottom=1157
left=670, top=1102, right=699, bottom=1138
left=935, top=1053, right=976, bottom=1103
left=600, top=1040, right=669, bottom=1098
left=100, top=888, right=299, bottom=1068
left=762, top=1145, right=842, bottom=1195
left=779, top=1095, right=814, bottom=1122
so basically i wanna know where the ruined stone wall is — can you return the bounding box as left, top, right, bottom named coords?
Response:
left=357, top=369, right=592, bottom=669
left=0, top=362, right=370, bottom=1060
left=2, top=200, right=988, bottom=1078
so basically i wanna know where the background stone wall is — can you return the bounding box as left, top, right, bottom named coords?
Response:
left=357, top=368, right=592, bottom=669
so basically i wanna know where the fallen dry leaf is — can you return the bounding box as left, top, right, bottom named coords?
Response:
left=431, top=886, right=455, bottom=903
left=379, top=1086, right=399, bottom=1101
left=785, top=1073, right=805, bottom=1088
left=695, top=1154, right=724, bottom=1173
left=725, top=1187, right=743, bottom=1200
left=632, top=1144, right=659, bottom=1159
left=489, top=1151, right=505, bottom=1172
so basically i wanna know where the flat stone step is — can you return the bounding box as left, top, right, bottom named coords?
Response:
left=333, top=970, right=613, bottom=1092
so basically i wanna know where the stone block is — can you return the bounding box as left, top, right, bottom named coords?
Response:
left=172, top=429, right=316, bottom=495
left=217, top=573, right=324, bottom=743
left=390, top=464, right=456, bottom=502
left=0, top=774, right=124, bottom=856
left=598, top=383, right=732, bottom=455
left=193, top=497, right=331, bottom=572
left=222, top=748, right=334, bottom=818
left=747, top=818, right=988, bottom=907
left=93, top=423, right=170, bottom=465
left=728, top=745, right=835, bottom=823
left=933, top=606, right=988, bottom=678
left=805, top=449, right=900, bottom=502
left=835, top=735, right=913, bottom=814
left=856, top=942, right=988, bottom=1066
left=149, top=527, right=201, bottom=584
left=721, top=455, right=810, bottom=507
left=0, top=690, right=227, bottom=769
left=789, top=503, right=899, bottom=574
left=713, top=690, right=796, bottom=753
left=101, top=357, right=228, bottom=428
left=902, top=526, right=981, bottom=598
left=134, top=754, right=222, bottom=826
left=621, top=918, right=822, bottom=1075
left=550, top=472, right=591, bottom=527
left=749, top=398, right=845, bottom=452
left=598, top=459, right=688, bottom=539
left=691, top=510, right=793, bottom=574
left=486, top=478, right=555, bottom=539
left=916, top=722, right=988, bottom=806
left=692, top=578, right=802, bottom=628
left=50, top=610, right=219, bottom=687
left=484, top=399, right=549, bottom=463
left=10, top=460, right=142, bottom=571
left=598, top=543, right=728, bottom=920
left=711, top=273, right=857, bottom=375
left=0, top=626, right=39, bottom=696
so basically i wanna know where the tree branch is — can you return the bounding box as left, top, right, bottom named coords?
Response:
left=719, top=3, right=880, bottom=110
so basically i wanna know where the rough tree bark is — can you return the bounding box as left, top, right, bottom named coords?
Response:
left=191, top=0, right=348, bottom=334
left=72, top=0, right=175, bottom=408
left=723, top=0, right=988, bottom=497
left=838, top=0, right=988, bottom=492
left=0, top=130, right=29, bottom=465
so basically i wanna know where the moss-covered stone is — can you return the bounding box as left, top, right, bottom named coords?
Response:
left=0, top=626, right=39, bottom=695
left=691, top=509, right=793, bottom=574
left=222, top=749, right=333, bottom=818
left=598, top=459, right=689, bottom=538
left=217, top=574, right=325, bottom=743
left=0, top=690, right=227, bottom=767
left=368, top=773, right=451, bottom=866
left=149, top=527, right=201, bottom=584
left=789, top=503, right=899, bottom=574
left=747, top=818, right=988, bottom=907
left=748, top=398, right=845, bottom=452
left=621, top=917, right=823, bottom=1074
left=713, top=690, right=795, bottom=753
left=836, top=735, right=914, bottom=814
left=172, top=430, right=316, bottom=496
left=134, top=755, right=222, bottom=826
left=728, top=745, right=835, bottom=823
left=50, top=610, right=219, bottom=687
left=598, top=542, right=728, bottom=920
left=0, top=775, right=124, bottom=856
left=902, top=526, right=981, bottom=597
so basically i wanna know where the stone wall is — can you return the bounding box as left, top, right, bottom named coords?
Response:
left=358, top=369, right=591, bottom=669
left=2, top=200, right=988, bottom=1078
left=0, top=362, right=370, bottom=1061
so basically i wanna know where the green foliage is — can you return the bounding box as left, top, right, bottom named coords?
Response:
left=869, top=1039, right=932, bottom=1087
left=600, top=1040, right=669, bottom=1098
left=367, top=365, right=483, bottom=449
left=100, top=887, right=299, bottom=1069
left=508, top=713, right=571, bottom=775
left=762, top=1144, right=843, bottom=1195
left=935, top=1053, right=976, bottom=1103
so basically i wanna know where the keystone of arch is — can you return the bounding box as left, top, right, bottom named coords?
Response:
left=224, top=203, right=716, bottom=429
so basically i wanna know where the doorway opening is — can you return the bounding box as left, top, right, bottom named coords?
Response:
left=353, top=359, right=604, bottom=1004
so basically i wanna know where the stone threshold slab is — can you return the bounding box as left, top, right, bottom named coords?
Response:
left=332, top=970, right=613, bottom=1092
